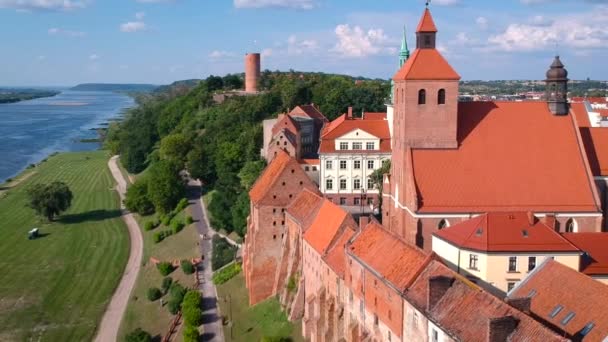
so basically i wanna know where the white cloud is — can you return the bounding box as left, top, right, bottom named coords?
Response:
left=89, top=54, right=99, bottom=60
left=135, top=11, right=145, bottom=20
left=331, top=24, right=396, bottom=58
left=48, top=27, right=86, bottom=37
left=476, top=16, right=488, bottom=30
left=121, top=21, right=147, bottom=32
left=261, top=48, right=273, bottom=58
left=234, top=0, right=315, bottom=9
left=287, top=35, right=319, bottom=55
left=209, top=50, right=235, bottom=59
left=0, top=0, right=87, bottom=11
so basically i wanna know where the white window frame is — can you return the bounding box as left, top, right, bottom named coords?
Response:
left=340, top=160, right=347, bottom=170
left=353, top=179, right=361, bottom=190
left=353, top=160, right=361, bottom=169
left=366, top=142, right=375, bottom=150
left=340, top=179, right=347, bottom=190
left=367, top=178, right=374, bottom=190
left=352, top=142, right=363, bottom=150
left=326, top=160, right=333, bottom=170
left=367, top=160, right=375, bottom=169
left=340, top=142, right=348, bottom=150
left=326, top=179, right=333, bottom=190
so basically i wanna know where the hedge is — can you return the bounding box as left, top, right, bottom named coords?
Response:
left=212, top=263, right=242, bottom=285
left=212, top=235, right=237, bottom=271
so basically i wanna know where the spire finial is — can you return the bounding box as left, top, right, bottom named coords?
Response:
left=426, top=0, right=431, bottom=8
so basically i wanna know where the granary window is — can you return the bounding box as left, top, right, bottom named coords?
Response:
left=418, top=89, right=426, bottom=105
left=438, top=89, right=446, bottom=105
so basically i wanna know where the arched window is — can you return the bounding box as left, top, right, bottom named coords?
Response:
left=418, top=89, right=426, bottom=105
left=438, top=219, right=449, bottom=230
left=438, top=89, right=446, bottom=105
left=565, top=218, right=577, bottom=233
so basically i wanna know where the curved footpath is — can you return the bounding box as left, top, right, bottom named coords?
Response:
left=94, top=156, right=144, bottom=342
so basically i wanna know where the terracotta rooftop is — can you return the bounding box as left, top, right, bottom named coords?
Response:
left=571, top=102, right=591, bottom=127
left=571, top=97, right=608, bottom=104
left=348, top=222, right=427, bottom=290
left=289, top=104, right=328, bottom=122
left=272, top=114, right=299, bottom=137
left=416, top=8, right=438, bottom=33
left=285, top=189, right=323, bottom=231
left=580, top=127, right=608, bottom=177
left=249, top=150, right=304, bottom=205
left=298, top=158, right=319, bottom=165
left=324, top=228, right=355, bottom=278
left=393, top=49, right=460, bottom=81
left=433, top=212, right=580, bottom=253
left=411, top=101, right=600, bottom=213
left=363, top=112, right=387, bottom=120
left=509, top=259, right=608, bottom=341
left=320, top=114, right=391, bottom=154
left=563, top=233, right=608, bottom=276
left=303, top=200, right=351, bottom=254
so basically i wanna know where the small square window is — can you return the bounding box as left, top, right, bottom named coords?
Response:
left=352, top=142, right=362, bottom=150
left=354, top=160, right=361, bottom=169
left=340, top=197, right=346, bottom=205
left=354, top=197, right=361, bottom=205
left=366, top=142, right=375, bottom=150
left=340, top=160, right=347, bottom=170
left=340, top=142, right=348, bottom=150
left=367, top=160, right=375, bottom=169
left=507, top=282, right=516, bottom=292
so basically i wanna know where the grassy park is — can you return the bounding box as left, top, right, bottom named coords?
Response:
left=0, top=151, right=129, bottom=341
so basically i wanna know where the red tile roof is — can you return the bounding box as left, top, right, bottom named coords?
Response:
left=416, top=8, right=438, bottom=33
left=249, top=150, right=306, bottom=205
left=290, top=104, right=328, bottom=122
left=299, top=159, right=319, bottom=165
left=272, top=114, right=299, bottom=137
left=571, top=102, right=591, bottom=127
left=433, top=212, right=580, bottom=253
left=580, top=127, right=608, bottom=176
left=303, top=200, right=351, bottom=254
left=411, top=101, right=600, bottom=213
left=509, top=259, right=608, bottom=341
left=563, top=233, right=608, bottom=276
left=363, top=112, right=387, bottom=120
left=349, top=222, right=427, bottom=290
left=320, top=115, right=391, bottom=154
left=393, top=49, right=460, bottom=81
left=571, top=97, right=608, bottom=104
left=286, top=189, right=323, bottom=231
left=324, top=228, right=355, bottom=278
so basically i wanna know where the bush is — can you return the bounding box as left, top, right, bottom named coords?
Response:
left=212, top=263, right=242, bottom=285
left=157, top=262, right=174, bottom=276
left=144, top=221, right=155, bottom=231
left=183, top=325, right=199, bottom=342
left=186, top=215, right=194, bottom=224
left=171, top=220, right=184, bottom=234
left=167, top=299, right=181, bottom=315
left=181, top=260, right=195, bottom=275
left=182, top=290, right=202, bottom=326
left=161, top=276, right=173, bottom=294
left=162, top=215, right=171, bottom=226
left=153, top=232, right=162, bottom=243
left=146, top=287, right=162, bottom=301
left=287, top=275, right=297, bottom=292
left=212, top=235, right=237, bottom=271
left=125, top=328, right=152, bottom=342
left=176, top=198, right=189, bottom=212
left=167, top=282, right=187, bottom=315
left=124, top=179, right=154, bottom=215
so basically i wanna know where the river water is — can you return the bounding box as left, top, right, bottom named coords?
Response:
left=0, top=91, right=134, bottom=182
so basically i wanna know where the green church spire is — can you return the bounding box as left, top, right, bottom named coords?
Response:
left=390, top=26, right=410, bottom=104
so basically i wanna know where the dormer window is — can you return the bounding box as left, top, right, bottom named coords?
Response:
left=366, top=142, right=375, bottom=150
left=438, top=89, right=446, bottom=105
left=352, top=142, right=362, bottom=150
left=418, top=89, right=426, bottom=105
left=340, top=142, right=348, bottom=150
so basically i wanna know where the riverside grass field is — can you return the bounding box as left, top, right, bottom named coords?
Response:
left=0, top=151, right=129, bottom=341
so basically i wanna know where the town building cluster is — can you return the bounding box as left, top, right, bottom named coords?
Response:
left=244, top=5, right=608, bottom=342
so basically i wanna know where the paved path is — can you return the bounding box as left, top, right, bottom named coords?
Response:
left=94, top=156, right=144, bottom=342
left=187, top=179, right=225, bottom=342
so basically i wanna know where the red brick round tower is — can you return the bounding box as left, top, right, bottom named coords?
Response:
left=245, top=53, right=261, bottom=93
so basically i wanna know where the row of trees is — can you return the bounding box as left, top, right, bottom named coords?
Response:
left=106, top=71, right=390, bottom=236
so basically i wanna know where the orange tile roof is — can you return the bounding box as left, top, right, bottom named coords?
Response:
left=433, top=212, right=580, bottom=253
left=509, top=259, right=608, bottom=341
left=571, top=102, right=591, bottom=127
left=563, top=233, right=608, bottom=276
left=393, top=49, right=460, bottom=81
left=416, top=8, right=438, bottom=33
left=303, top=200, right=350, bottom=254
left=412, top=101, right=600, bottom=213
left=272, top=114, right=299, bottom=137
left=405, top=260, right=568, bottom=341
left=298, top=158, right=319, bottom=165
left=363, top=112, right=387, bottom=120
left=290, top=104, right=328, bottom=122
left=580, top=127, right=608, bottom=176
left=571, top=97, right=608, bottom=104
left=320, top=115, right=391, bottom=154
left=324, top=228, right=355, bottom=278
left=349, top=222, right=427, bottom=290
left=286, top=189, right=323, bottom=230
left=249, top=150, right=299, bottom=205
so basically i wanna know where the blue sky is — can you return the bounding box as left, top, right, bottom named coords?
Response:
left=0, top=0, right=607, bottom=86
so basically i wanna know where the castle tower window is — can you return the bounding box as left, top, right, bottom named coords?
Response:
left=418, top=89, right=426, bottom=105
left=565, top=218, right=577, bottom=233
left=438, top=219, right=449, bottom=230
left=438, top=89, right=446, bottom=105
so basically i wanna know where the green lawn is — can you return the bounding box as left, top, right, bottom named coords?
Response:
left=216, top=273, right=303, bottom=342
left=118, top=203, right=199, bottom=341
left=0, top=151, right=130, bottom=341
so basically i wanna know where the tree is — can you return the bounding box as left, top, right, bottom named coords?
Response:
left=159, top=133, right=191, bottom=165
left=223, top=74, right=243, bottom=90
left=370, top=160, right=391, bottom=209
left=182, top=290, right=202, bottom=326
left=183, top=325, right=199, bottom=342
left=231, top=191, right=250, bottom=237
left=27, top=181, right=73, bottom=221
left=125, top=328, right=152, bottom=342
left=124, top=178, right=154, bottom=215
left=237, top=160, right=266, bottom=190
left=206, top=75, right=224, bottom=92
left=147, top=160, right=185, bottom=214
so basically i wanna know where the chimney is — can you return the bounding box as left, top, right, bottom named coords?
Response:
left=347, top=107, right=353, bottom=119
left=487, top=316, right=519, bottom=342
left=543, top=214, right=557, bottom=231
left=427, top=276, right=454, bottom=309
left=505, top=297, right=531, bottom=314
left=359, top=216, right=369, bottom=229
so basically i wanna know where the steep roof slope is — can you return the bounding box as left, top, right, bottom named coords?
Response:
left=563, top=233, right=608, bottom=276
left=286, top=188, right=323, bottom=231
left=393, top=49, right=460, bottom=81
left=303, top=200, right=350, bottom=254
left=580, top=127, right=608, bottom=176
left=320, top=115, right=391, bottom=153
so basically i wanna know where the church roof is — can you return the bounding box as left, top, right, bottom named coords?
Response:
left=416, top=8, right=438, bottom=33
left=411, top=101, right=600, bottom=213
left=433, top=212, right=580, bottom=253
left=580, top=127, right=608, bottom=177
left=393, top=49, right=460, bottom=81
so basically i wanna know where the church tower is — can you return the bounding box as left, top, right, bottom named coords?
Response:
left=545, top=56, right=569, bottom=115
left=387, top=27, right=411, bottom=139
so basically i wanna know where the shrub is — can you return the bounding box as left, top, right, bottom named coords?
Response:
left=157, top=262, right=174, bottom=276
left=212, top=263, right=242, bottom=285
left=161, top=276, right=173, bottom=294
left=171, top=220, right=184, bottom=234
left=287, top=275, right=297, bottom=293
left=153, top=232, right=162, bottom=243
left=162, top=215, right=171, bottom=226
left=124, top=179, right=154, bottom=215
left=167, top=299, right=181, bottom=315
left=5, top=178, right=12, bottom=183
left=176, top=198, right=189, bottom=212
left=181, top=259, right=195, bottom=275
left=212, top=235, right=237, bottom=271
left=183, top=325, right=199, bottom=342
left=182, top=290, right=202, bottom=326
left=146, top=287, right=162, bottom=301
left=186, top=215, right=194, bottom=224
left=167, top=282, right=187, bottom=315
left=125, top=328, right=152, bottom=342
left=144, top=221, right=155, bottom=231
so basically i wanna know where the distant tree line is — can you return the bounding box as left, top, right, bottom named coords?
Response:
left=106, top=71, right=389, bottom=237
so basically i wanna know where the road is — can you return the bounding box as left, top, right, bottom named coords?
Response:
left=187, top=179, right=225, bottom=342
left=94, top=156, right=144, bottom=342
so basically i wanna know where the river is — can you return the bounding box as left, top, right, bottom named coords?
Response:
left=0, top=91, right=134, bottom=182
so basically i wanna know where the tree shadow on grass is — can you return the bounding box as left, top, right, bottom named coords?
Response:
left=151, top=335, right=162, bottom=342
left=200, top=332, right=216, bottom=341
left=58, top=209, right=122, bottom=224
